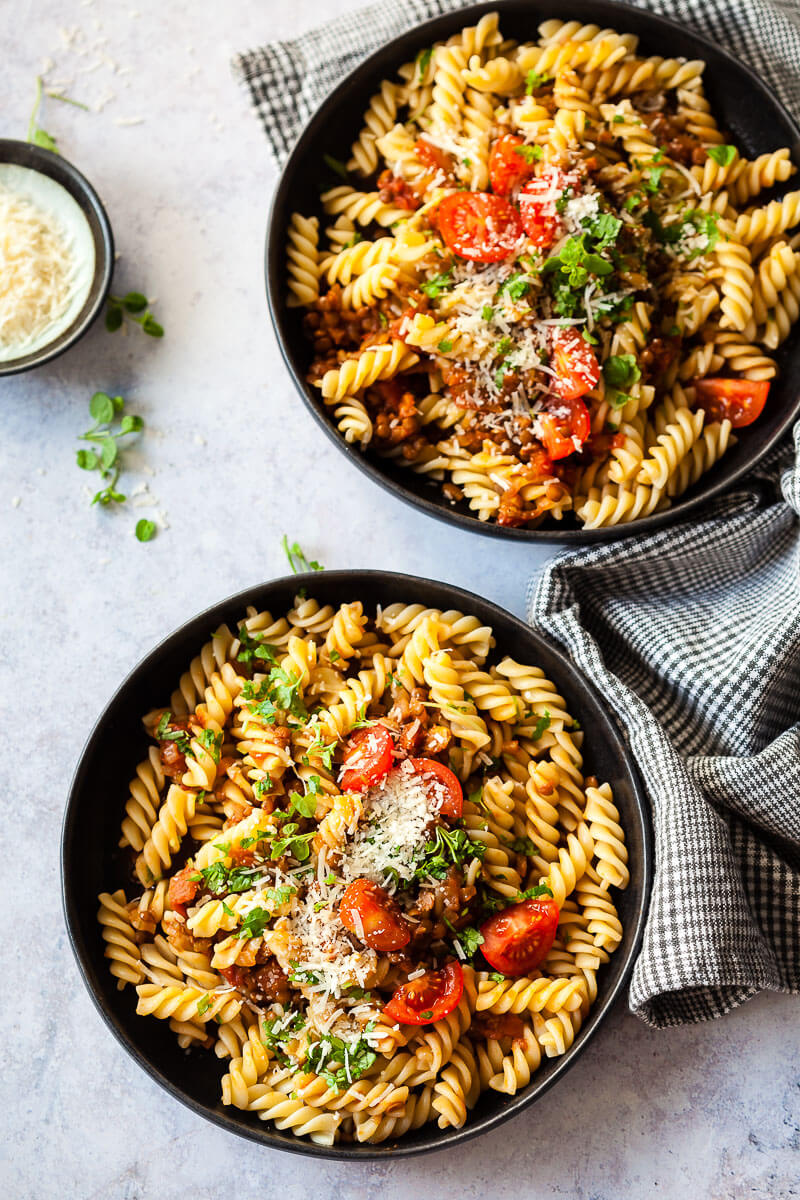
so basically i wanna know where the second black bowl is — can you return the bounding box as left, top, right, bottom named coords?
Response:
left=63, top=570, right=651, bottom=1159
left=265, top=0, right=800, bottom=542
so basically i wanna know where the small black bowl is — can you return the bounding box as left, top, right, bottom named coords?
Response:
left=62, top=570, right=651, bottom=1159
left=0, top=138, right=113, bottom=376
left=266, top=0, right=800, bottom=542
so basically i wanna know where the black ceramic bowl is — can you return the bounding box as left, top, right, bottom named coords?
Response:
left=63, top=570, right=651, bottom=1158
left=266, top=0, right=800, bottom=542
left=0, top=138, right=113, bottom=376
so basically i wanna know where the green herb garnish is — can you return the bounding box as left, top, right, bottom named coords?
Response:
left=282, top=535, right=324, bottom=574
left=105, top=292, right=163, bottom=337
left=707, top=144, right=736, bottom=167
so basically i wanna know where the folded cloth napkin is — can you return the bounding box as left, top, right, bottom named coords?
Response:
left=234, top=0, right=800, bottom=1026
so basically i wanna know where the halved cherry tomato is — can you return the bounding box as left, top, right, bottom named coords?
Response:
left=693, top=377, right=770, bottom=428
left=437, top=192, right=522, bottom=262
left=168, top=864, right=199, bottom=918
left=414, top=136, right=454, bottom=175
left=479, top=897, right=560, bottom=976
left=518, top=166, right=571, bottom=249
left=551, top=327, right=600, bottom=401
left=340, top=723, right=394, bottom=791
left=408, top=757, right=463, bottom=818
left=489, top=133, right=537, bottom=196
left=339, top=878, right=411, bottom=952
left=539, top=397, right=591, bottom=460
left=383, top=960, right=464, bottom=1025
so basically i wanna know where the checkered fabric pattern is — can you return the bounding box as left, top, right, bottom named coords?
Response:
left=234, top=0, right=800, bottom=1025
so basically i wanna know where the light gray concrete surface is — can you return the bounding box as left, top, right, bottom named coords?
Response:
left=1, top=2, right=797, bottom=1197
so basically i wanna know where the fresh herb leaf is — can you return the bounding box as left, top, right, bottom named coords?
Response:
left=509, top=836, right=538, bottom=855
left=420, top=268, right=454, bottom=299
left=196, top=993, right=211, bottom=1016
left=323, top=153, right=349, bottom=180
left=27, top=77, right=59, bottom=153
left=496, top=272, right=531, bottom=302
left=458, top=926, right=484, bottom=958
left=517, top=883, right=554, bottom=901
left=529, top=709, right=551, bottom=740
left=707, top=144, right=737, bottom=167
left=525, top=69, right=551, bottom=94
left=481, top=304, right=494, bottom=321
left=197, top=728, right=223, bottom=764
left=514, top=143, right=543, bottom=164
left=417, top=46, right=433, bottom=79
left=282, top=534, right=324, bottom=574
left=105, top=293, right=163, bottom=338
left=437, top=338, right=453, bottom=352
left=135, top=518, right=156, bottom=543
left=602, top=355, right=641, bottom=390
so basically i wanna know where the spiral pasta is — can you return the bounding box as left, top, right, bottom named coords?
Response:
left=97, top=592, right=628, bottom=1145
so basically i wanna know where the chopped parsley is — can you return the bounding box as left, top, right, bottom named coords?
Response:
left=509, top=836, right=538, bottom=856
left=481, top=304, right=494, bottom=321
left=305, top=1033, right=377, bottom=1091
left=414, top=825, right=483, bottom=880
left=457, top=926, right=485, bottom=958
left=496, top=271, right=531, bottom=302
left=707, top=144, right=736, bottom=167
left=420, top=268, right=454, bottom=299
left=154, top=712, right=194, bottom=756
left=525, top=69, right=551, bottom=94
left=196, top=993, right=212, bottom=1016
left=514, top=143, right=543, bottom=164
left=437, top=337, right=453, bottom=352
left=197, top=728, right=222, bottom=764
left=417, top=46, right=433, bottom=79
left=529, top=709, right=551, bottom=740
left=237, top=626, right=279, bottom=666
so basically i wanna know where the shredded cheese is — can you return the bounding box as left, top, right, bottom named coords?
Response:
left=0, top=167, right=95, bottom=362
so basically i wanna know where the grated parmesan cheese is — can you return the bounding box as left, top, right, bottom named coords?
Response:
left=0, top=166, right=95, bottom=362
left=339, top=759, right=439, bottom=888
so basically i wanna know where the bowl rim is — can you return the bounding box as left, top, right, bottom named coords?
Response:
left=62, top=568, right=652, bottom=1159
left=0, top=137, right=114, bottom=376
left=265, top=0, right=800, bottom=543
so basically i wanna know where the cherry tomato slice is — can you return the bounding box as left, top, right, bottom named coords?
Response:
left=339, top=878, right=411, bottom=952
left=438, top=192, right=522, bottom=263
left=479, top=897, right=560, bottom=976
left=518, top=166, right=571, bottom=249
left=340, top=724, right=394, bottom=791
left=408, top=757, right=463, bottom=818
left=551, top=327, right=600, bottom=401
left=383, top=961, right=464, bottom=1025
left=489, top=133, right=537, bottom=196
left=168, top=864, right=199, bottom=918
left=539, top=397, right=590, bottom=460
left=693, top=377, right=769, bottom=428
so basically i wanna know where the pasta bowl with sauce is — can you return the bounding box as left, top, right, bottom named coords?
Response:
left=0, top=139, right=113, bottom=375
left=63, top=571, right=650, bottom=1157
left=266, top=0, right=800, bottom=540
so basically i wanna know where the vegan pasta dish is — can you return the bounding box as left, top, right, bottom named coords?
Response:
left=98, top=593, right=629, bottom=1145
left=287, top=12, right=800, bottom=529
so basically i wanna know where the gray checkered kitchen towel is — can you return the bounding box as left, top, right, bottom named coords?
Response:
left=234, top=0, right=800, bottom=1026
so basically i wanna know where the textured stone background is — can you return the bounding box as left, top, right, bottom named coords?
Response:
left=1, top=1, right=797, bottom=1196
